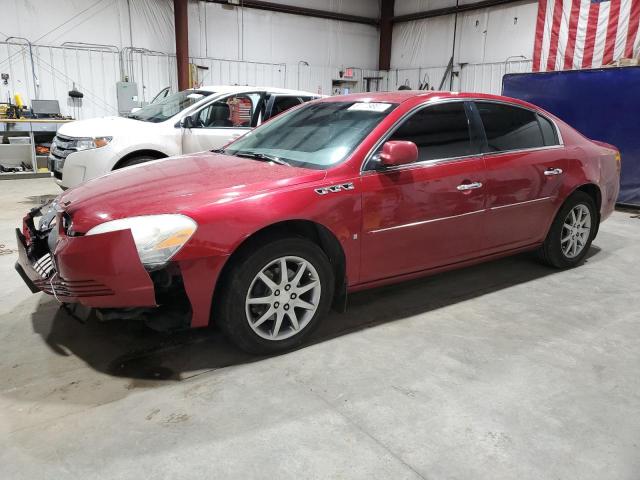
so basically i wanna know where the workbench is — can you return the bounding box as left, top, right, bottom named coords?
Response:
left=0, top=118, right=73, bottom=179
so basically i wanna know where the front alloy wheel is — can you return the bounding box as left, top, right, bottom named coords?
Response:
left=217, top=237, right=334, bottom=354
left=246, top=256, right=321, bottom=340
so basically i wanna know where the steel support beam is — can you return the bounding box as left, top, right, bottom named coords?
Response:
left=174, top=0, right=189, bottom=90
left=205, top=0, right=378, bottom=26
left=393, top=0, right=524, bottom=23
left=379, top=0, right=395, bottom=71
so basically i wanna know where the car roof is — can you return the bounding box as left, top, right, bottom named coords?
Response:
left=196, top=85, right=319, bottom=96
left=314, top=90, right=541, bottom=110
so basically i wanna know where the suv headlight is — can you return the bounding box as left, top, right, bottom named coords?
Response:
left=75, top=136, right=112, bottom=151
left=86, top=214, right=197, bottom=268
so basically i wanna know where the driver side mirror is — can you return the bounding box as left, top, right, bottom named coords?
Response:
left=180, top=115, right=196, bottom=129
left=379, top=140, right=418, bottom=167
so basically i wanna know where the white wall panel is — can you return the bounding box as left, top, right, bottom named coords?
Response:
left=1, top=0, right=174, bottom=52
left=0, top=42, right=121, bottom=119
left=394, top=0, right=488, bottom=16
left=458, top=59, right=532, bottom=94
left=189, top=2, right=379, bottom=69
left=390, top=1, right=537, bottom=68
left=392, top=16, right=455, bottom=68
left=383, top=66, right=448, bottom=90
left=266, top=0, right=379, bottom=17
left=482, top=2, right=537, bottom=62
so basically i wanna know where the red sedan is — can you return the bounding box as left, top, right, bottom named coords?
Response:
left=16, top=91, right=621, bottom=354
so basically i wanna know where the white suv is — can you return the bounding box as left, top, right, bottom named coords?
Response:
left=49, top=85, right=319, bottom=189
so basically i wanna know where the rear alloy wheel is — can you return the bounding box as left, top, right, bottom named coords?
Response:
left=560, top=204, right=591, bottom=259
left=218, top=238, right=334, bottom=354
left=538, top=191, right=597, bottom=268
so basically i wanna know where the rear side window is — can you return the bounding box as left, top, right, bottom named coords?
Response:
left=537, top=114, right=559, bottom=146
left=386, top=102, right=474, bottom=161
left=269, top=96, right=303, bottom=118
left=476, top=102, right=545, bottom=152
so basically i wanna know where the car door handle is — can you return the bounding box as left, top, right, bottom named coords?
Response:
left=544, top=168, right=563, bottom=176
left=457, top=182, right=483, bottom=191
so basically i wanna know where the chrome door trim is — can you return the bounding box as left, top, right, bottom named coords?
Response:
left=368, top=209, right=485, bottom=234
left=368, top=196, right=555, bottom=234
left=488, top=196, right=553, bottom=211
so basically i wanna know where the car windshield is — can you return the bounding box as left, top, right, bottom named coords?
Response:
left=224, top=101, right=398, bottom=169
left=128, top=90, right=214, bottom=123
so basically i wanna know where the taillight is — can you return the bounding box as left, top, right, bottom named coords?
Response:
left=22, top=217, right=32, bottom=244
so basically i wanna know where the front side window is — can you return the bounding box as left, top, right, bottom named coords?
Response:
left=223, top=101, right=398, bottom=169
left=128, top=90, right=213, bottom=123
left=380, top=101, right=475, bottom=162
left=195, top=93, right=262, bottom=128
left=476, top=102, right=545, bottom=152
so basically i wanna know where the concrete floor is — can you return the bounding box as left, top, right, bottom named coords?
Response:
left=1, top=178, right=639, bottom=480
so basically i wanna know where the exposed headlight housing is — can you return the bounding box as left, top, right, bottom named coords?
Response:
left=75, top=136, right=112, bottom=151
left=86, top=214, right=197, bottom=268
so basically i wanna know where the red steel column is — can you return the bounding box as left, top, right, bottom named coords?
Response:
left=174, top=0, right=189, bottom=90
left=378, top=0, right=395, bottom=71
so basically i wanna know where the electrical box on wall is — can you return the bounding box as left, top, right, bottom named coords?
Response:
left=116, top=81, right=139, bottom=115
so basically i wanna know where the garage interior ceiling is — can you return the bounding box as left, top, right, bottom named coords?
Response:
left=0, top=0, right=537, bottom=119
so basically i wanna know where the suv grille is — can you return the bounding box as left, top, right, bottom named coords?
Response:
left=50, top=134, right=78, bottom=161
left=49, top=134, right=79, bottom=174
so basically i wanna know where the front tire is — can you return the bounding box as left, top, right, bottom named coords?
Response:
left=538, top=191, right=597, bottom=268
left=217, top=238, right=334, bottom=354
left=116, top=155, right=156, bottom=169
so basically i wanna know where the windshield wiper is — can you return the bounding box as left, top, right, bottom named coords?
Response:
left=233, top=151, right=290, bottom=166
left=211, top=148, right=226, bottom=154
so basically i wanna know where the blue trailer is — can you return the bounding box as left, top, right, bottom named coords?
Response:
left=502, top=67, right=640, bottom=207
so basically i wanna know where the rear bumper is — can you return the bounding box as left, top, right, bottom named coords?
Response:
left=15, top=226, right=157, bottom=309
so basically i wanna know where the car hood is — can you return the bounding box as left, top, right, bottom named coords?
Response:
left=59, top=152, right=326, bottom=232
left=57, top=116, right=159, bottom=137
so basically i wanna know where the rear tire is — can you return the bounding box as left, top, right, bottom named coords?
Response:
left=217, top=238, right=334, bottom=355
left=537, top=191, right=597, bottom=268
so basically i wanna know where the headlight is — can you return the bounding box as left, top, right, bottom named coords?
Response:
left=75, top=136, right=112, bottom=151
left=86, top=214, right=197, bottom=268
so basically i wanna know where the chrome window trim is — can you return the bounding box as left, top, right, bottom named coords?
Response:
left=361, top=152, right=482, bottom=176
left=368, top=209, right=485, bottom=234
left=360, top=97, right=565, bottom=174
left=480, top=144, right=565, bottom=158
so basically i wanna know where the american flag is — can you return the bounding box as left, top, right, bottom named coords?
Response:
left=532, top=0, right=640, bottom=71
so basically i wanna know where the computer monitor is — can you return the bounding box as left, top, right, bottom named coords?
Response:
left=31, top=99, right=61, bottom=117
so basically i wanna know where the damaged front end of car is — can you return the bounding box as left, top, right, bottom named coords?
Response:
left=14, top=202, right=199, bottom=331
